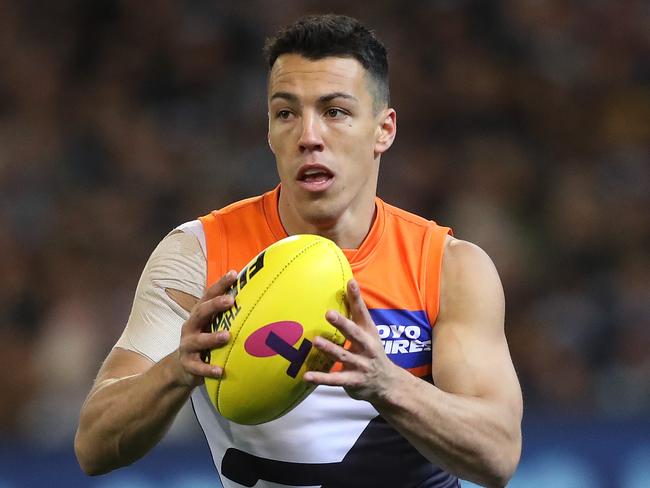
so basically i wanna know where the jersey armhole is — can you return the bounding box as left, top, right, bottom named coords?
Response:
left=420, top=224, right=452, bottom=328
left=198, top=212, right=225, bottom=287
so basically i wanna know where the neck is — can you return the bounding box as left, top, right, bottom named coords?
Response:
left=277, top=189, right=377, bottom=249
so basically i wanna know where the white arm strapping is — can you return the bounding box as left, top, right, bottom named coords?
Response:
left=114, top=227, right=206, bottom=362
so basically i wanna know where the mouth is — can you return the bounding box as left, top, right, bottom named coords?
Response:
left=296, top=164, right=335, bottom=192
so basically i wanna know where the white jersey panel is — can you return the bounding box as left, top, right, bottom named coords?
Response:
left=192, top=384, right=378, bottom=487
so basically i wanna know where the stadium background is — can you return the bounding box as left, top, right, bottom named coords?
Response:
left=0, top=1, right=648, bottom=487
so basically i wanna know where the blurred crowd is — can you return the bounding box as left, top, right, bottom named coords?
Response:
left=0, top=0, right=648, bottom=446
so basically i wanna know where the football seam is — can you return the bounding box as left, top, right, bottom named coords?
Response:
left=267, top=242, right=347, bottom=421
left=330, top=241, right=348, bottom=347
left=216, top=239, right=324, bottom=414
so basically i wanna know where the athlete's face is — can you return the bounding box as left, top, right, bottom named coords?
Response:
left=268, top=54, right=396, bottom=236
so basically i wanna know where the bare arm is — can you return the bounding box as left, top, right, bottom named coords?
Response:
left=74, top=272, right=236, bottom=475
left=304, top=237, right=522, bottom=487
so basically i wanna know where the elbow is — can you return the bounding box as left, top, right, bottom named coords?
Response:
left=74, top=429, right=108, bottom=476
left=486, top=463, right=517, bottom=488
left=484, top=432, right=522, bottom=488
left=471, top=457, right=519, bottom=488
left=466, top=428, right=521, bottom=488
left=488, top=462, right=519, bottom=488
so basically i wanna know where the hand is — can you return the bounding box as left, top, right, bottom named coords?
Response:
left=303, top=279, right=401, bottom=404
left=174, top=270, right=238, bottom=388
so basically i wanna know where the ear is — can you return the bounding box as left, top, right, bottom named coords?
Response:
left=374, top=108, right=397, bottom=156
left=267, top=113, right=275, bottom=154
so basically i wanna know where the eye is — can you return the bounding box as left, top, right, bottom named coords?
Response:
left=325, top=108, right=346, bottom=118
left=277, top=110, right=293, bottom=120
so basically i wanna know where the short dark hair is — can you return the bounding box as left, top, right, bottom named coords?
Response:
left=264, top=14, right=390, bottom=111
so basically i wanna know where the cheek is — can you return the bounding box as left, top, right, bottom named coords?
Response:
left=269, top=131, right=293, bottom=163
left=337, top=128, right=376, bottom=166
left=269, top=120, right=293, bottom=144
left=268, top=127, right=282, bottom=150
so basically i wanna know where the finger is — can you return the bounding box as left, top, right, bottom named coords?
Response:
left=187, top=294, right=235, bottom=332
left=185, top=331, right=230, bottom=353
left=313, top=334, right=364, bottom=366
left=203, top=270, right=238, bottom=302
left=183, top=358, right=224, bottom=379
left=346, top=279, right=374, bottom=328
left=325, top=311, right=368, bottom=346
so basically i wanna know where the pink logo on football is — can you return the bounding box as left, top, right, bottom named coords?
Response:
left=244, top=321, right=304, bottom=357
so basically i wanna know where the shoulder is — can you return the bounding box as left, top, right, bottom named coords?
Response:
left=174, top=220, right=206, bottom=257
left=379, top=200, right=452, bottom=245
left=201, top=192, right=274, bottom=241
left=156, top=223, right=205, bottom=259
left=381, top=199, right=435, bottom=228
left=439, top=237, right=504, bottom=323
left=442, top=236, right=498, bottom=275
left=142, top=224, right=206, bottom=286
left=208, top=192, right=269, bottom=218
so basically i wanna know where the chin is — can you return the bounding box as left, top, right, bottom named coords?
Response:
left=298, top=197, right=343, bottom=228
left=301, top=206, right=340, bottom=228
left=280, top=181, right=348, bottom=229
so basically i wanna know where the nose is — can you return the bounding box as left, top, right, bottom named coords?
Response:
left=298, top=112, right=324, bottom=153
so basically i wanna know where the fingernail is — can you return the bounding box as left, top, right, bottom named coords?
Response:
left=349, top=280, right=358, bottom=292
left=326, top=310, right=337, bottom=322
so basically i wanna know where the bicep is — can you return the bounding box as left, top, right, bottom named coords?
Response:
left=432, top=238, right=522, bottom=413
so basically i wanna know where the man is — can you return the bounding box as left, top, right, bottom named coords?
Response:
left=75, top=14, right=522, bottom=488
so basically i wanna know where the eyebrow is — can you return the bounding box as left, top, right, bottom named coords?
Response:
left=318, top=92, right=358, bottom=104
left=269, top=91, right=358, bottom=104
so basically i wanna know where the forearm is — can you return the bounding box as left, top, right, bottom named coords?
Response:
left=375, top=368, right=521, bottom=487
left=75, top=352, right=192, bottom=475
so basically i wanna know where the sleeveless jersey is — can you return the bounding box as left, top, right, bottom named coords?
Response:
left=191, top=186, right=457, bottom=488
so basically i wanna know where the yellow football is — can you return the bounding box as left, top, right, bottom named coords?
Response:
left=203, top=234, right=352, bottom=425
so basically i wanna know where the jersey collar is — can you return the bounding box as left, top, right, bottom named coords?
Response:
left=262, top=185, right=384, bottom=269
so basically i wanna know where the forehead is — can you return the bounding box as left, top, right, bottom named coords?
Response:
left=268, top=54, right=370, bottom=100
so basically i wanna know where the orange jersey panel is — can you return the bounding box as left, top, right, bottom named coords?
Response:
left=199, top=186, right=451, bottom=378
